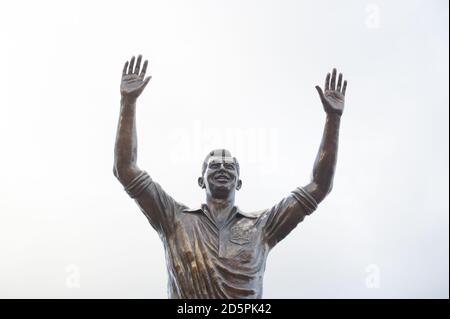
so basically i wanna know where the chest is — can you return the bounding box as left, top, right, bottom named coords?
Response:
left=170, top=214, right=263, bottom=262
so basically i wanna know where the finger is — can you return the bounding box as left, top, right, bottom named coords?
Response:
left=315, top=86, right=325, bottom=103
left=330, top=68, right=337, bottom=91
left=325, top=73, right=330, bottom=91
left=140, top=60, right=148, bottom=78
left=134, top=55, right=142, bottom=74
left=140, top=76, right=152, bottom=90
left=122, top=61, right=129, bottom=76
left=342, top=80, right=347, bottom=96
left=128, top=56, right=135, bottom=74
left=337, top=73, right=343, bottom=91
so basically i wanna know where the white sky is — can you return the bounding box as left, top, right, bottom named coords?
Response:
left=0, top=0, right=448, bottom=298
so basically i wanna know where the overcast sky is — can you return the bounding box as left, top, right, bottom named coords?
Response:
left=0, top=0, right=448, bottom=298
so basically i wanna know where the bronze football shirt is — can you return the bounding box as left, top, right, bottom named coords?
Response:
left=124, top=171, right=317, bottom=299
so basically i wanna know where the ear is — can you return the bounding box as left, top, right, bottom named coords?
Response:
left=236, top=179, right=242, bottom=191
left=198, top=177, right=206, bottom=189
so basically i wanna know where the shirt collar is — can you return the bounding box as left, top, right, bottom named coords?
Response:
left=182, top=204, right=259, bottom=219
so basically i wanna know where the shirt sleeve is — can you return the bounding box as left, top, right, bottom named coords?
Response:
left=263, top=187, right=318, bottom=249
left=123, top=171, right=182, bottom=236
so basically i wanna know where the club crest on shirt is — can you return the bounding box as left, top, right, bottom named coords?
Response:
left=230, top=221, right=256, bottom=245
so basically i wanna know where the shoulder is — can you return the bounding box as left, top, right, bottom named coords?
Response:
left=237, top=207, right=269, bottom=219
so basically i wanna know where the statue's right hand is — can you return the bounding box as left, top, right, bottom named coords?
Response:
left=121, top=55, right=151, bottom=100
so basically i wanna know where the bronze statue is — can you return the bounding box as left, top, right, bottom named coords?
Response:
left=113, top=55, right=347, bottom=299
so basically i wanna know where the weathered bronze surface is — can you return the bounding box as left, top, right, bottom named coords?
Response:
left=113, top=55, right=347, bottom=299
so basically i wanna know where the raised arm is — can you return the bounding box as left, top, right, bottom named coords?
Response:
left=304, top=68, right=347, bottom=204
left=254, top=69, right=347, bottom=248
left=113, top=55, right=151, bottom=185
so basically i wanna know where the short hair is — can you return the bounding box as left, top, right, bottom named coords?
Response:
left=201, top=149, right=240, bottom=176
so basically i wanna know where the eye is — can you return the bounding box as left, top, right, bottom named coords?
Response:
left=224, top=164, right=235, bottom=170
left=209, top=163, right=220, bottom=169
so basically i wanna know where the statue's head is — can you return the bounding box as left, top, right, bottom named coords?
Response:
left=198, top=149, right=242, bottom=200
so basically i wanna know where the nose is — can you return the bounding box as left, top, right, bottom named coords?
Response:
left=215, top=163, right=232, bottom=173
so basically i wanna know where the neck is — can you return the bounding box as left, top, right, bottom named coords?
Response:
left=205, top=193, right=235, bottom=224
left=206, top=193, right=235, bottom=210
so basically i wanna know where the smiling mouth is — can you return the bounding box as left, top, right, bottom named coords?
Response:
left=214, top=174, right=230, bottom=182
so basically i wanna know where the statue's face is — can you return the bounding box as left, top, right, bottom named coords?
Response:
left=199, top=156, right=242, bottom=200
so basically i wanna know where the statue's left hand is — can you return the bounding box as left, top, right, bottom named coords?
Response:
left=315, top=68, right=347, bottom=116
left=121, top=55, right=151, bottom=101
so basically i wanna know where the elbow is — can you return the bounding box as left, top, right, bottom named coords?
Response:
left=324, top=181, right=334, bottom=195
left=113, top=164, right=123, bottom=182
left=113, top=162, right=139, bottom=184
left=113, top=160, right=123, bottom=179
left=308, top=179, right=333, bottom=204
left=113, top=165, right=119, bottom=179
left=317, top=181, right=333, bottom=198
left=311, top=171, right=334, bottom=197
